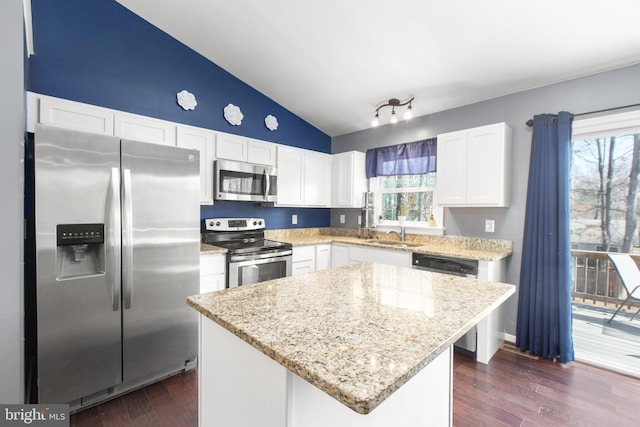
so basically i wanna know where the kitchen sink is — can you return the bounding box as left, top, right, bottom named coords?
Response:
left=364, top=240, right=423, bottom=248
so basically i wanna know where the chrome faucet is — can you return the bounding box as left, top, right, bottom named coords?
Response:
left=387, top=227, right=406, bottom=242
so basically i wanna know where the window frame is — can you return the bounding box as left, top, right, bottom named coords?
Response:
left=369, top=174, right=444, bottom=231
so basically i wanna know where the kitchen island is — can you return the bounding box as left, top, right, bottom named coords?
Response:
left=187, top=262, right=515, bottom=427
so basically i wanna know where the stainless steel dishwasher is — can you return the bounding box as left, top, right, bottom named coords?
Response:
left=411, top=253, right=479, bottom=357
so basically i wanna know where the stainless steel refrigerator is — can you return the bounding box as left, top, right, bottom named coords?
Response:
left=34, top=124, right=200, bottom=407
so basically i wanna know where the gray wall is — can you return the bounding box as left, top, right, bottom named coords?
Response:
left=0, top=0, right=25, bottom=403
left=332, top=63, right=640, bottom=337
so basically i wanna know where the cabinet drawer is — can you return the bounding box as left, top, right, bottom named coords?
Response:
left=292, top=245, right=315, bottom=263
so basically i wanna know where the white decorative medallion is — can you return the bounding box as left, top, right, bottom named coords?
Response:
left=265, top=114, right=279, bottom=131
left=224, top=103, right=244, bottom=126
left=176, top=90, right=197, bottom=110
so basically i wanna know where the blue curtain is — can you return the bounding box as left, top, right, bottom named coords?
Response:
left=365, top=138, right=437, bottom=178
left=516, top=112, right=574, bottom=363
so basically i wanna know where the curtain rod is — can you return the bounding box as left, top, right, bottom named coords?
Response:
left=525, top=103, right=640, bottom=127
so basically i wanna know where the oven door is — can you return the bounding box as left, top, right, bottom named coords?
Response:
left=227, top=253, right=292, bottom=288
left=214, top=160, right=277, bottom=202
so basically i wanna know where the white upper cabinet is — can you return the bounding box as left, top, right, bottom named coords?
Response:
left=277, top=146, right=305, bottom=206
left=177, top=125, right=215, bottom=205
left=215, top=133, right=276, bottom=166
left=37, top=95, right=114, bottom=135
left=437, top=122, right=512, bottom=207
left=247, top=139, right=276, bottom=166
left=216, top=132, right=248, bottom=161
left=114, top=112, right=176, bottom=146
left=331, top=151, right=367, bottom=208
left=304, top=150, right=331, bottom=206
left=277, top=146, right=330, bottom=207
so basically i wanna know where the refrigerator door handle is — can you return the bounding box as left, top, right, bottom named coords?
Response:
left=122, top=168, right=134, bottom=309
left=109, top=167, right=121, bottom=311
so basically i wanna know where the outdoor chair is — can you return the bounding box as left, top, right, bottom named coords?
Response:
left=606, top=253, right=640, bottom=323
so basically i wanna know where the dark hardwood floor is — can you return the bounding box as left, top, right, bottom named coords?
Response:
left=71, top=348, right=640, bottom=426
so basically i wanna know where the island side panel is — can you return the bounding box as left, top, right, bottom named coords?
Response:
left=287, top=347, right=452, bottom=427
left=199, top=314, right=288, bottom=427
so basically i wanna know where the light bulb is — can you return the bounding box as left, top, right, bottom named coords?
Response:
left=404, top=105, right=413, bottom=120
left=390, top=109, right=398, bottom=124
left=372, top=113, right=379, bottom=127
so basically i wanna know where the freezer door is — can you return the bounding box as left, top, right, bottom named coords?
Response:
left=35, top=125, right=122, bottom=403
left=121, top=139, right=200, bottom=383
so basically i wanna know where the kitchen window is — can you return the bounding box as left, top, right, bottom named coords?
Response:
left=373, top=173, right=438, bottom=224
left=365, top=137, right=442, bottom=228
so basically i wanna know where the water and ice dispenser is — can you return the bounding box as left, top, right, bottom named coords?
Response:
left=56, top=223, right=106, bottom=279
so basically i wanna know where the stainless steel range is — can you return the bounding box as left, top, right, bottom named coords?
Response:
left=202, top=218, right=292, bottom=288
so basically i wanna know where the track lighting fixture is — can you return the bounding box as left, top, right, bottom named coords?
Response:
left=372, top=97, right=414, bottom=126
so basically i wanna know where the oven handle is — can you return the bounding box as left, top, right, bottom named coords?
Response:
left=229, top=249, right=292, bottom=263
left=230, top=254, right=292, bottom=267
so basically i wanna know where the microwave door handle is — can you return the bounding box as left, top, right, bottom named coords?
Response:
left=263, top=168, right=270, bottom=200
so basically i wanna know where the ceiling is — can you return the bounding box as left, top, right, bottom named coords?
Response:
left=115, top=0, right=640, bottom=137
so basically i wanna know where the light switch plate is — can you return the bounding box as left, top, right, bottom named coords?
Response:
left=292, top=214, right=298, bottom=225
left=485, top=219, right=495, bottom=233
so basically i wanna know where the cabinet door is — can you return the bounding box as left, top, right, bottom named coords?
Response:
left=39, top=96, right=114, bottom=135
left=331, top=151, right=366, bottom=208
left=200, top=254, right=226, bottom=293
left=114, top=112, right=176, bottom=146
left=248, top=139, right=276, bottom=166
left=177, top=126, right=215, bottom=204
left=293, top=246, right=316, bottom=276
left=436, top=130, right=468, bottom=205
left=277, top=146, right=305, bottom=205
left=315, top=244, right=331, bottom=271
left=216, top=132, right=247, bottom=161
left=348, top=245, right=411, bottom=268
left=304, top=151, right=331, bottom=206
left=466, top=124, right=511, bottom=206
left=331, top=244, right=351, bottom=268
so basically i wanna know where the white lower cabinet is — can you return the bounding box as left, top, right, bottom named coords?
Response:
left=200, top=254, right=226, bottom=293
left=330, top=244, right=352, bottom=268
left=329, top=244, right=411, bottom=269
left=348, top=245, right=412, bottom=268
left=315, top=244, right=331, bottom=271
left=292, top=245, right=316, bottom=276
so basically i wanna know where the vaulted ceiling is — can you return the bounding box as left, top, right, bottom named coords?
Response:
left=116, top=0, right=640, bottom=136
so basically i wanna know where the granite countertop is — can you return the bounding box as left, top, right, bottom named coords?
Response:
left=200, top=228, right=512, bottom=261
left=200, top=242, right=227, bottom=255
left=271, top=234, right=512, bottom=261
left=187, top=262, right=515, bottom=414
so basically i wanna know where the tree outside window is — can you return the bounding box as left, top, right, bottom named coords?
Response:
left=377, top=173, right=436, bottom=223
left=571, top=132, right=640, bottom=252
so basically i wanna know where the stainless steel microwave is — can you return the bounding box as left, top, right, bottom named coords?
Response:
left=214, top=160, right=277, bottom=202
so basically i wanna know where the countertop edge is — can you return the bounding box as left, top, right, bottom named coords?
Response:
left=278, top=236, right=512, bottom=261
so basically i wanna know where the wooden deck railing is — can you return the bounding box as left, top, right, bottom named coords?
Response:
left=571, top=249, right=640, bottom=309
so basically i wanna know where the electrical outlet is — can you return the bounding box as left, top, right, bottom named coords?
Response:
left=358, top=215, right=361, bottom=225
left=485, top=219, right=495, bottom=233
left=340, top=214, right=345, bottom=224
left=292, top=214, right=298, bottom=225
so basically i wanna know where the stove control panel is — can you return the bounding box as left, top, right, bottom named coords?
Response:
left=204, top=217, right=265, bottom=231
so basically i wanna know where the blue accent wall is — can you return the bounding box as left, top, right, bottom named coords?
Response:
left=201, top=202, right=328, bottom=230
left=28, top=0, right=330, bottom=229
